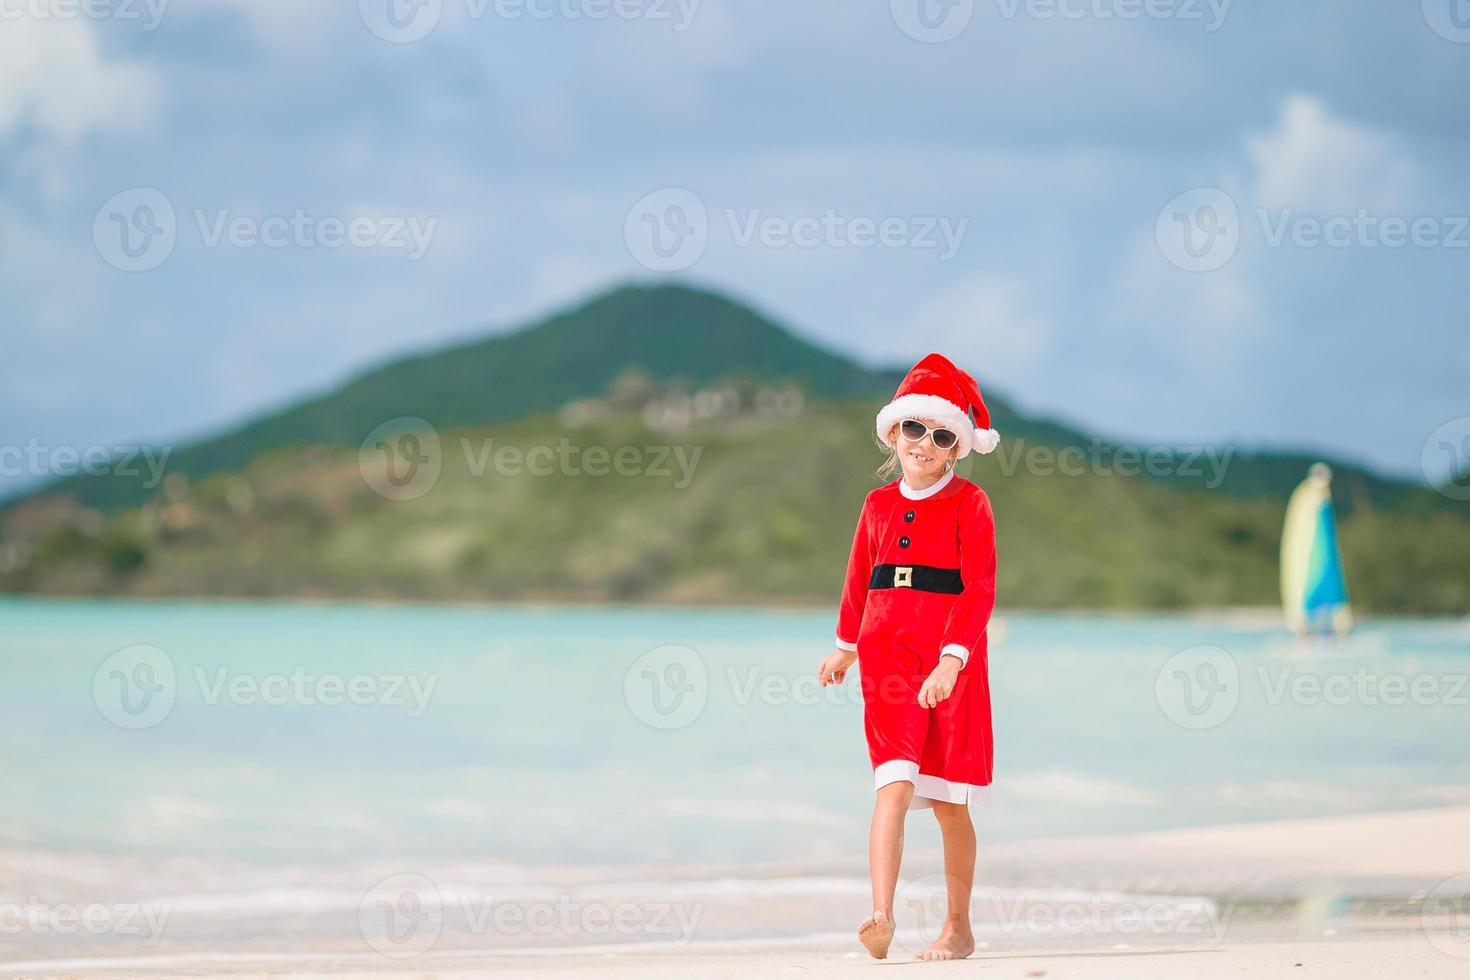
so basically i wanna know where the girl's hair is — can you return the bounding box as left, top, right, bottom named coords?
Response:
left=874, top=431, right=901, bottom=480
left=873, top=421, right=956, bottom=480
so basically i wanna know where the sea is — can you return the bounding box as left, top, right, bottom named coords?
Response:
left=2, top=597, right=1467, bottom=968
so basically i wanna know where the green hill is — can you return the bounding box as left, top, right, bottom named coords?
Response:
left=4, top=281, right=1454, bottom=520
left=2, top=281, right=1466, bottom=613
left=3, top=403, right=1466, bottom=613
left=3, top=283, right=908, bottom=514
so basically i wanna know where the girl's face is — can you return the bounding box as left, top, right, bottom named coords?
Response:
left=894, top=417, right=955, bottom=483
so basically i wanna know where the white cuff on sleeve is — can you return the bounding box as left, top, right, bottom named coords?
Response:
left=939, top=643, right=969, bottom=667
left=835, top=636, right=858, bottom=652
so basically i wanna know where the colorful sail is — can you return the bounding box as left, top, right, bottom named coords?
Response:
left=1280, top=463, right=1353, bottom=636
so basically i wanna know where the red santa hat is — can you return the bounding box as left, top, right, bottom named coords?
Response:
left=875, top=353, right=999, bottom=459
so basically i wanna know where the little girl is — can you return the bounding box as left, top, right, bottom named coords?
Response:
left=817, top=352, right=999, bottom=962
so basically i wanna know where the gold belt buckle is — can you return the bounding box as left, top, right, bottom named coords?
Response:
left=894, top=566, right=913, bottom=588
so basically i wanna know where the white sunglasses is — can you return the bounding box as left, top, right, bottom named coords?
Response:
left=899, top=418, right=959, bottom=451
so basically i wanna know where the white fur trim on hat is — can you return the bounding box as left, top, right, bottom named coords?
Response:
left=876, top=393, right=1000, bottom=460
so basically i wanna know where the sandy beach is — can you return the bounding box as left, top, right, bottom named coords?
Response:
left=9, top=804, right=1468, bottom=978
left=27, top=938, right=1461, bottom=979
left=977, top=802, right=1470, bottom=892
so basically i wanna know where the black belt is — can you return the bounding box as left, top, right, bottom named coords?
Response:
left=868, top=563, right=964, bottom=594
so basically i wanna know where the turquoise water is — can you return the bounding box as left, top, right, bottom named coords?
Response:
left=4, top=598, right=1468, bottom=872
left=2, top=598, right=1468, bottom=962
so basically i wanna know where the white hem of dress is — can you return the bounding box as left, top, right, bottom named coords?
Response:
left=873, top=759, right=990, bottom=811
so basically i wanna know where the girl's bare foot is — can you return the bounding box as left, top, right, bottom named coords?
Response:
left=857, top=909, right=894, bottom=959
left=916, top=927, right=975, bottom=961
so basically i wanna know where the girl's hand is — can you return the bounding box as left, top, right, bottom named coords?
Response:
left=818, top=647, right=858, bottom=686
left=917, top=656, right=962, bottom=708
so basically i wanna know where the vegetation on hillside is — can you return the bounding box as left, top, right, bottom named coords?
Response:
left=3, top=283, right=1464, bottom=613
left=1, top=284, right=906, bottom=515
left=3, top=403, right=1466, bottom=614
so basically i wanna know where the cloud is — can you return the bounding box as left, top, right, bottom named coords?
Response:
left=186, top=0, right=348, bottom=51
left=479, top=254, right=625, bottom=329
left=1111, top=225, right=1260, bottom=348
left=891, top=274, right=1052, bottom=379
left=580, top=0, right=747, bottom=73
left=1, top=9, right=1462, bottom=487
left=0, top=17, right=159, bottom=143
left=1246, top=93, right=1422, bottom=213
left=1100, top=97, right=1408, bottom=376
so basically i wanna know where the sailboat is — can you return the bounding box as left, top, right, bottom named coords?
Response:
left=1280, top=463, right=1353, bottom=636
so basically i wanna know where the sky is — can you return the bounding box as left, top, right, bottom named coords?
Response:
left=3, top=0, right=1468, bottom=501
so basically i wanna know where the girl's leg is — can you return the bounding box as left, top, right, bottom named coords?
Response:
left=917, top=800, right=977, bottom=961
left=858, top=779, right=914, bottom=959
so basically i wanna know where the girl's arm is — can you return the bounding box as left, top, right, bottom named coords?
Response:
left=835, top=499, right=875, bottom=652
left=938, top=489, right=998, bottom=667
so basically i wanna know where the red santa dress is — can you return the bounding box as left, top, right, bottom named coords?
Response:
left=835, top=353, right=1000, bottom=810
